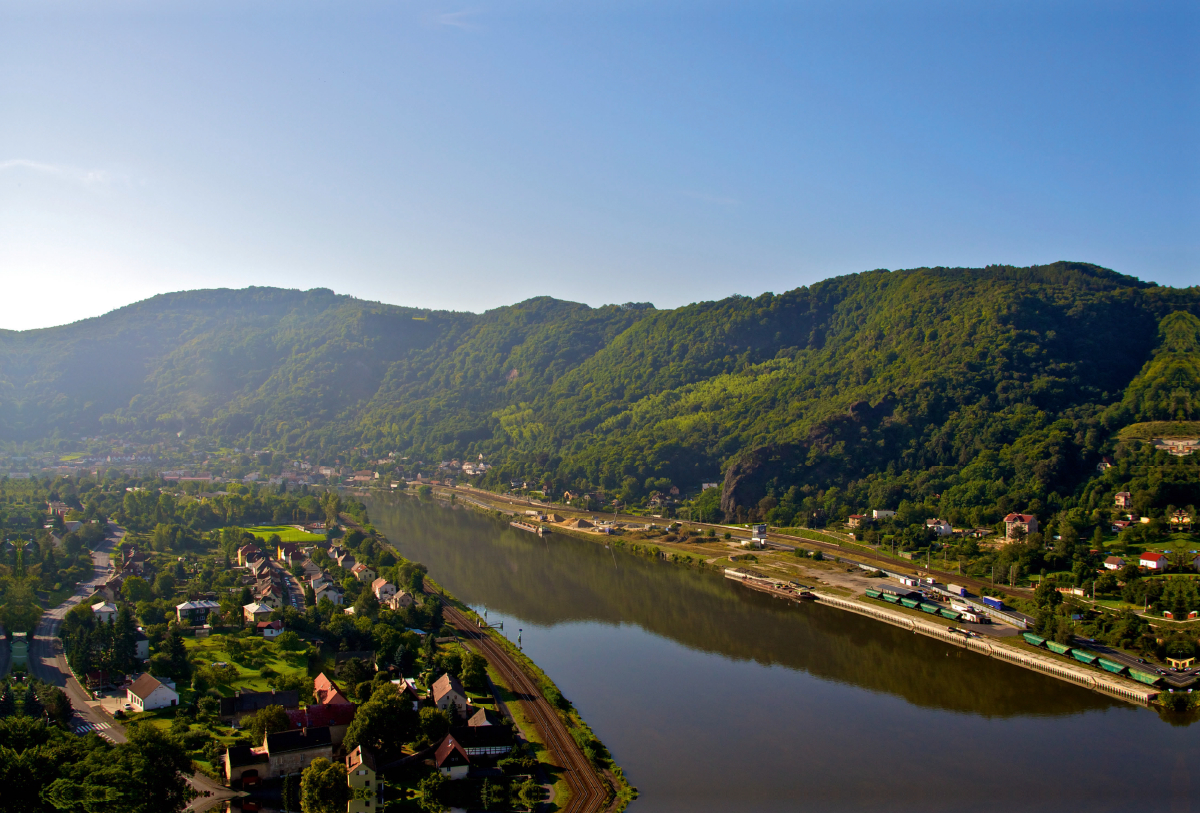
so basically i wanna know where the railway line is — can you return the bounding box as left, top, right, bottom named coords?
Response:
left=432, top=589, right=609, bottom=813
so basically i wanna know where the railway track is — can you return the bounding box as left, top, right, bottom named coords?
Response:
left=431, top=589, right=608, bottom=813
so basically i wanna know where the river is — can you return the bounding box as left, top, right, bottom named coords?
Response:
left=366, top=494, right=1197, bottom=813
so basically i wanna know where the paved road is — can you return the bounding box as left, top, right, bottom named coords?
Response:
left=28, top=522, right=128, bottom=743
left=1083, top=638, right=1198, bottom=689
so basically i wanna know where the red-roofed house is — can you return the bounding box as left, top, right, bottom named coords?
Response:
left=286, top=702, right=357, bottom=746
left=257, top=620, right=284, bottom=640
left=1139, top=552, right=1168, bottom=571
left=314, top=673, right=353, bottom=705
left=433, top=733, right=471, bottom=779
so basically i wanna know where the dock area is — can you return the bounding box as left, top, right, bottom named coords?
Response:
left=724, top=568, right=1159, bottom=706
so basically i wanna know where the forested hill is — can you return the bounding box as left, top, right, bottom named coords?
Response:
left=2, top=263, right=1198, bottom=524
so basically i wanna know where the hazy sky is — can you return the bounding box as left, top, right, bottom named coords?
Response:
left=2, top=0, right=1197, bottom=330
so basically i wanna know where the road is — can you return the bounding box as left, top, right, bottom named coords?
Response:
left=1082, top=638, right=1198, bottom=689
left=28, top=522, right=128, bottom=743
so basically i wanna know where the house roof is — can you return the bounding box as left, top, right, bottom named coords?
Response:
left=466, top=707, right=502, bottom=727
left=313, top=673, right=353, bottom=705
left=265, top=726, right=332, bottom=754
left=1116, top=491, right=1132, bottom=497
left=1104, top=556, right=1125, bottom=565
left=176, top=599, right=221, bottom=611
left=220, top=690, right=300, bottom=716
left=433, top=734, right=471, bottom=768
left=431, top=673, right=466, bottom=704
left=257, top=620, right=284, bottom=631
left=92, top=602, right=117, bottom=613
left=371, top=577, right=392, bottom=591
left=347, top=744, right=377, bottom=773
left=225, top=744, right=268, bottom=769
left=287, top=702, right=357, bottom=729
left=450, top=724, right=514, bottom=749
left=351, top=562, right=373, bottom=573
left=128, top=673, right=172, bottom=700
left=1140, top=552, right=1167, bottom=562
left=243, top=602, right=273, bottom=614
left=1003, top=513, right=1036, bottom=522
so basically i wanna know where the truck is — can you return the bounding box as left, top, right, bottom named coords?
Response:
left=981, top=595, right=1004, bottom=610
left=946, top=583, right=967, bottom=597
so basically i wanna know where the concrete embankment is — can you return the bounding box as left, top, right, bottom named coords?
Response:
left=811, top=591, right=1158, bottom=706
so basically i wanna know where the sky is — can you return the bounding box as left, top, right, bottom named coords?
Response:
left=1, top=0, right=1197, bottom=330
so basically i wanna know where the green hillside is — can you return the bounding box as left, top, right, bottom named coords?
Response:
left=1, top=262, right=1198, bottom=525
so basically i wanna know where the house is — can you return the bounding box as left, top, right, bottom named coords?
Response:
left=219, top=690, right=301, bottom=724
left=449, top=724, right=514, bottom=758
left=243, top=602, right=274, bottom=624
left=1103, top=556, right=1125, bottom=571
left=925, top=519, right=953, bottom=538
left=255, top=583, right=285, bottom=610
left=91, top=602, right=117, bottom=624
left=847, top=515, right=868, bottom=529
left=346, top=745, right=379, bottom=813
left=47, top=500, right=70, bottom=517
left=1114, top=492, right=1133, bottom=509
left=257, top=620, right=284, bottom=639
left=385, top=591, right=414, bottom=611
left=315, top=583, right=344, bottom=606
left=466, top=706, right=503, bottom=727
left=372, top=578, right=397, bottom=602
left=127, top=673, right=179, bottom=711
left=433, top=733, right=472, bottom=779
left=1096, top=456, right=1115, bottom=472
left=135, top=629, right=150, bottom=660
left=351, top=563, right=377, bottom=583
left=286, top=703, right=357, bottom=747
left=336, top=552, right=357, bottom=571
left=1003, top=513, right=1039, bottom=541
left=396, top=678, right=422, bottom=710
left=277, top=542, right=302, bottom=563
left=431, top=673, right=470, bottom=716
left=872, top=509, right=896, bottom=520
left=238, top=544, right=263, bottom=567
left=1113, top=520, right=1134, bottom=533
left=263, top=726, right=333, bottom=777
left=224, top=744, right=269, bottom=784
left=1139, top=552, right=1168, bottom=571
left=176, top=599, right=221, bottom=625
left=96, top=575, right=124, bottom=602
left=248, top=558, right=273, bottom=579
left=314, top=673, right=354, bottom=705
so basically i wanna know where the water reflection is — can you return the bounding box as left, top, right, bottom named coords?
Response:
left=366, top=496, right=1195, bottom=813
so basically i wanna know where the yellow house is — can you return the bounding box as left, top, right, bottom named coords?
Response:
left=346, top=744, right=379, bottom=812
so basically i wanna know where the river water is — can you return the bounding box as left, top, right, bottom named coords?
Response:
left=366, top=495, right=1197, bottom=813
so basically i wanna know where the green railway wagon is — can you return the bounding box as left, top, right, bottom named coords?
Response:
left=1072, top=650, right=1098, bottom=665
left=939, top=608, right=961, bottom=621
left=1129, top=668, right=1161, bottom=686
left=1046, top=641, right=1072, bottom=656
left=900, top=597, right=920, bottom=609
left=1098, top=658, right=1127, bottom=675
left=919, top=603, right=940, bottom=614
left=865, top=589, right=882, bottom=599
left=1022, top=632, right=1047, bottom=647
left=881, top=593, right=900, bottom=603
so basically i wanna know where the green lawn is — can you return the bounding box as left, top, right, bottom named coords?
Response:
left=242, top=524, right=326, bottom=543
left=184, top=633, right=312, bottom=694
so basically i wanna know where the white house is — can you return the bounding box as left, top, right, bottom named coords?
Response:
left=925, top=519, right=953, bottom=538
left=386, top=591, right=414, bottom=611
left=872, top=509, right=896, bottom=520
left=243, top=602, right=274, bottom=624
left=257, top=620, right=285, bottom=639
left=91, top=602, right=117, bottom=624
left=1103, top=556, right=1125, bottom=571
left=315, top=583, right=344, bottom=606
left=1139, top=552, right=1168, bottom=571
left=372, top=578, right=397, bottom=602
left=127, top=673, right=178, bottom=711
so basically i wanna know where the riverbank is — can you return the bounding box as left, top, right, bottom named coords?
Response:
left=338, top=504, right=634, bottom=812
left=417, top=486, right=1170, bottom=711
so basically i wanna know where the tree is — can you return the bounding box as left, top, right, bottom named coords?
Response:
left=300, top=757, right=349, bottom=813
left=418, top=706, right=451, bottom=745
left=245, top=704, right=291, bottom=745
left=461, top=652, right=486, bottom=691
left=344, top=688, right=417, bottom=752
left=121, top=576, right=154, bottom=604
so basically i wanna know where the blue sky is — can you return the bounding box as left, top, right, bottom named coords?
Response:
left=1, top=0, right=1196, bottom=330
